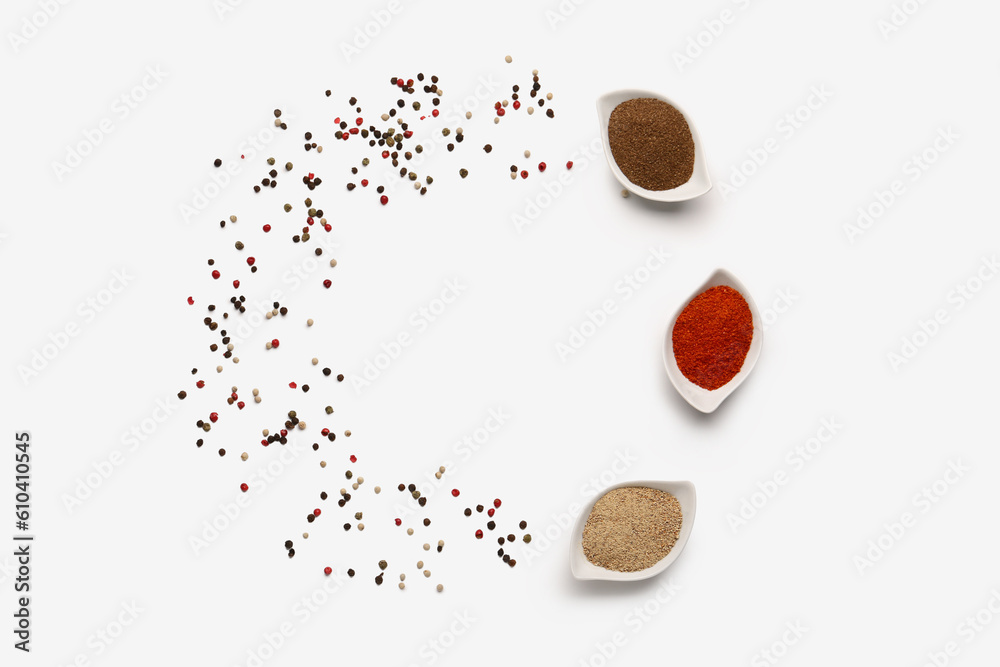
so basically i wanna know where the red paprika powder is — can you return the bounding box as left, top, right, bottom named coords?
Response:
left=672, top=285, right=753, bottom=391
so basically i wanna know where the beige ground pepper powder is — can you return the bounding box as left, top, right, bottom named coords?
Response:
left=582, top=487, right=682, bottom=572
left=608, top=98, right=694, bottom=191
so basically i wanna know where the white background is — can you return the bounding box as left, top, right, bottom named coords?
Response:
left=2, top=0, right=999, bottom=665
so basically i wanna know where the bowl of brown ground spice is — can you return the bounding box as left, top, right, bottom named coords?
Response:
left=597, top=90, right=712, bottom=202
left=663, top=268, right=763, bottom=413
left=570, top=480, right=696, bottom=581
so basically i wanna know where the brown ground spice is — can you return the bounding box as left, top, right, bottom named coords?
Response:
left=607, top=98, right=694, bottom=191
left=582, top=487, right=682, bottom=572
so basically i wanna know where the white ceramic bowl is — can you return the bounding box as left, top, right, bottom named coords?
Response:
left=570, top=480, right=696, bottom=582
left=663, top=269, right=763, bottom=413
left=596, top=89, right=712, bottom=202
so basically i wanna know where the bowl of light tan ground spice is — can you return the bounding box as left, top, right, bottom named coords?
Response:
left=664, top=269, right=763, bottom=413
left=597, top=90, right=712, bottom=201
left=570, top=480, right=696, bottom=581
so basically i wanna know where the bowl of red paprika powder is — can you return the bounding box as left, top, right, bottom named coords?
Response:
left=664, top=269, right=763, bottom=413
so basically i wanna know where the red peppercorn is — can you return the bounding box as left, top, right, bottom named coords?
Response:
left=395, top=518, right=402, bottom=526
left=380, top=195, right=388, bottom=205
left=520, top=170, right=528, bottom=179
left=209, top=412, right=219, bottom=423
left=261, top=439, right=268, bottom=446
left=382, top=151, right=390, bottom=159
left=247, top=257, right=255, bottom=266
left=538, top=162, right=547, bottom=172
left=361, top=179, right=368, bottom=187
left=308, top=173, right=314, bottom=180
left=321, top=428, right=330, bottom=436
left=475, top=529, right=483, bottom=539
left=240, top=483, right=249, bottom=492
left=187, top=296, right=194, bottom=305
left=350, top=455, right=357, bottom=463
left=280, top=429, right=288, bottom=437
left=211, top=270, right=220, bottom=279
left=566, top=161, right=573, bottom=169
left=323, top=279, right=332, bottom=288
left=495, top=102, right=501, bottom=109
left=355, top=117, right=363, bottom=126
left=288, top=382, right=297, bottom=389
left=313, top=508, right=321, bottom=517
left=196, top=380, right=205, bottom=388
left=432, top=109, right=439, bottom=117
left=403, top=130, right=413, bottom=139
left=271, top=338, right=280, bottom=348
left=487, top=508, right=495, bottom=517
left=324, top=224, right=332, bottom=232
left=349, top=127, right=359, bottom=135
left=232, top=279, right=240, bottom=288
left=451, top=489, right=460, bottom=497
left=513, top=100, right=521, bottom=110
left=335, top=117, right=341, bottom=124
left=237, top=401, right=245, bottom=409
left=497, top=108, right=505, bottom=117
left=306, top=217, right=314, bottom=226
left=494, top=498, right=502, bottom=508
left=324, top=566, right=332, bottom=576
left=263, top=224, right=271, bottom=232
